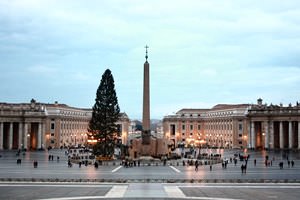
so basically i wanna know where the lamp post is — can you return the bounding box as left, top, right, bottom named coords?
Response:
left=243, top=135, right=247, bottom=149
left=262, top=132, right=265, bottom=150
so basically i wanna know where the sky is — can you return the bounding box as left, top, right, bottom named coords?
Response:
left=0, top=0, right=300, bottom=119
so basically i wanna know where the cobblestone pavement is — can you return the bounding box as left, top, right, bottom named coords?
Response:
left=1, top=149, right=300, bottom=199
left=0, top=149, right=299, bottom=182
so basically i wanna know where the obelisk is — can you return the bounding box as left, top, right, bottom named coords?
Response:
left=142, top=45, right=150, bottom=146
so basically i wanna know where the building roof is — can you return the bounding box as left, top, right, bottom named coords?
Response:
left=211, top=104, right=250, bottom=110
left=176, top=108, right=210, bottom=114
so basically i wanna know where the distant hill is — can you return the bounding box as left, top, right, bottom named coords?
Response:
left=131, top=119, right=162, bottom=131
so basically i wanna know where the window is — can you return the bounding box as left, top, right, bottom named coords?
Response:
left=170, top=124, right=176, bottom=135
left=239, top=134, right=242, bottom=137
left=190, top=125, right=193, bottom=130
left=198, top=124, right=201, bottom=130
left=239, top=124, right=243, bottom=131
left=115, top=124, right=122, bottom=136
left=51, top=133, right=54, bottom=137
left=190, top=132, right=193, bottom=136
left=182, top=124, right=185, bottom=130
left=51, top=123, right=55, bottom=130
left=239, top=141, right=243, bottom=144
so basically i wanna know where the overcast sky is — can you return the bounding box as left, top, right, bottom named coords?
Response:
left=1, top=0, right=300, bottom=119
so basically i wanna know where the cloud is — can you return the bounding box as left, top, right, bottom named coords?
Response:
left=1, top=0, right=300, bottom=119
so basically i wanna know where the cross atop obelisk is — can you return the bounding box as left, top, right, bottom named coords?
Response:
left=145, top=45, right=149, bottom=61
left=142, top=45, right=150, bottom=146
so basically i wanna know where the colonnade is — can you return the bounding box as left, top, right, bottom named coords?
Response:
left=0, top=121, right=45, bottom=150
left=249, top=120, right=300, bottom=149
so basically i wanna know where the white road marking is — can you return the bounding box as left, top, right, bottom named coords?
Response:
left=164, top=186, right=185, bottom=197
left=105, top=185, right=128, bottom=197
left=169, top=166, right=181, bottom=173
left=111, top=166, right=122, bottom=173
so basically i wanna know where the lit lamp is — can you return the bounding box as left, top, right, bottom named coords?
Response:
left=262, top=133, right=265, bottom=150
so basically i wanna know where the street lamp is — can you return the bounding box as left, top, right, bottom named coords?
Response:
left=262, top=132, right=265, bottom=150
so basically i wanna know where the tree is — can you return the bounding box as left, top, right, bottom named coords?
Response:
left=88, top=69, right=120, bottom=157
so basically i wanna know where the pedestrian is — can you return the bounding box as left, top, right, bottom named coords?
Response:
left=254, top=159, right=256, bottom=166
left=79, top=161, right=81, bottom=168
left=48, top=155, right=51, bottom=161
left=279, top=162, right=283, bottom=169
left=68, top=159, right=72, bottom=167
left=51, top=155, right=54, bottom=161
left=57, top=156, right=60, bottom=162
left=291, top=160, right=294, bottom=167
left=288, top=160, right=290, bottom=167
left=210, top=165, right=212, bottom=171
left=241, top=164, right=244, bottom=174
left=33, top=160, right=38, bottom=168
left=195, top=160, right=199, bottom=171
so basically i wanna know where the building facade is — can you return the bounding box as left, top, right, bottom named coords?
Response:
left=163, top=99, right=300, bottom=150
left=0, top=99, right=130, bottom=150
left=247, top=98, right=300, bottom=150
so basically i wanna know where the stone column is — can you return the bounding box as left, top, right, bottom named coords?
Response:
left=24, top=123, right=28, bottom=150
left=9, top=123, right=13, bottom=149
left=264, top=121, right=269, bottom=149
left=298, top=121, right=300, bottom=149
left=289, top=121, right=293, bottom=149
left=18, top=122, right=23, bottom=149
left=42, top=122, right=46, bottom=149
left=247, top=121, right=251, bottom=148
left=0, top=122, right=3, bottom=150
left=37, top=123, right=42, bottom=149
left=251, top=121, right=255, bottom=149
left=269, top=121, right=274, bottom=149
left=279, top=121, right=284, bottom=149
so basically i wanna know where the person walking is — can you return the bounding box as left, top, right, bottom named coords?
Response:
left=195, top=160, right=199, bottom=171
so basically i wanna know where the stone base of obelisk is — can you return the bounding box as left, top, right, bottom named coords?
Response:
left=141, top=130, right=151, bottom=156
left=140, top=144, right=151, bottom=156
